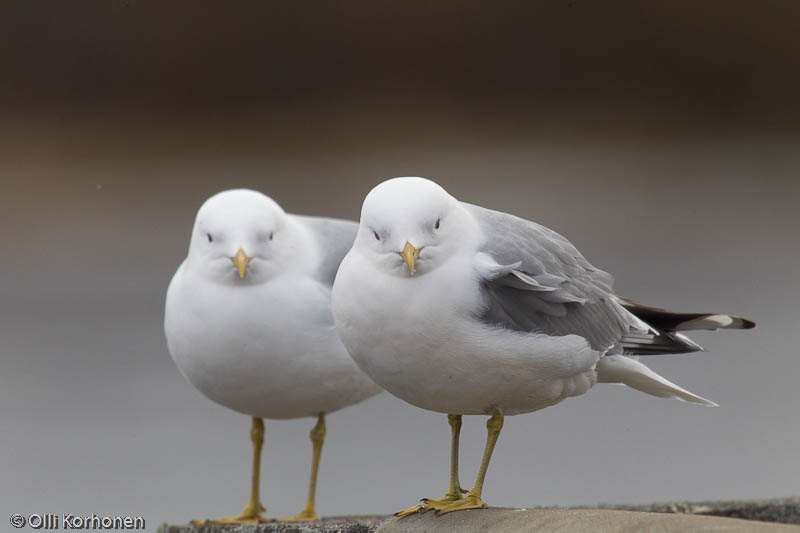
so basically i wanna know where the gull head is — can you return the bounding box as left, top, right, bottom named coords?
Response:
left=186, top=189, right=293, bottom=284
left=356, top=177, right=473, bottom=277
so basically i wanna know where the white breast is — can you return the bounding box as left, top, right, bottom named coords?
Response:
left=332, top=249, right=602, bottom=416
left=165, top=265, right=381, bottom=419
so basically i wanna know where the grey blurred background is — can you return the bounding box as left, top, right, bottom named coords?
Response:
left=1, top=1, right=798, bottom=528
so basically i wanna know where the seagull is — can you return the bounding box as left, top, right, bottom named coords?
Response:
left=331, top=176, right=754, bottom=516
left=164, top=189, right=382, bottom=524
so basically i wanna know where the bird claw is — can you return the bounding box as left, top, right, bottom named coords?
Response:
left=395, top=493, right=470, bottom=518
left=433, top=495, right=488, bottom=515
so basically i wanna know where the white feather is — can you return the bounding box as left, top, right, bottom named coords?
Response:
left=596, top=355, right=717, bottom=406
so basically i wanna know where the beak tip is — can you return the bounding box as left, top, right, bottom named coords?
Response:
left=402, top=241, right=420, bottom=276
left=232, top=248, right=252, bottom=278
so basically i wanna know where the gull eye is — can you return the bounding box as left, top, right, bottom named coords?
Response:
left=373, top=230, right=381, bottom=241
left=269, top=232, right=274, bottom=241
left=207, top=233, right=213, bottom=243
left=435, top=218, right=441, bottom=230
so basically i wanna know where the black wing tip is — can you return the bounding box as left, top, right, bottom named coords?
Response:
left=739, top=317, right=756, bottom=330
left=621, top=298, right=756, bottom=331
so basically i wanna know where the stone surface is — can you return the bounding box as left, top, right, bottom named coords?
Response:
left=377, top=508, right=800, bottom=532
left=604, top=497, right=800, bottom=525
left=159, top=497, right=800, bottom=533
left=158, top=516, right=384, bottom=533
left=160, top=501, right=800, bottom=533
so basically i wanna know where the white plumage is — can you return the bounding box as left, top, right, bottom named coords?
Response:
left=332, top=177, right=721, bottom=416
left=165, top=189, right=381, bottom=419
left=331, top=176, right=752, bottom=516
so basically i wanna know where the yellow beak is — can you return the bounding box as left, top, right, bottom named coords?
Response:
left=231, top=248, right=251, bottom=278
left=401, top=241, right=421, bottom=276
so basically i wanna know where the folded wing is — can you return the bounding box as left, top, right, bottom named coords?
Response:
left=465, top=203, right=636, bottom=353
left=295, top=215, right=359, bottom=288
left=465, top=204, right=755, bottom=357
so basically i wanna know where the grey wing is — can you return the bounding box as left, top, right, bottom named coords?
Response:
left=464, top=203, right=636, bottom=353
left=293, top=215, right=359, bottom=288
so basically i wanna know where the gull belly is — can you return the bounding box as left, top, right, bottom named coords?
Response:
left=332, top=249, right=600, bottom=416
left=166, top=266, right=380, bottom=420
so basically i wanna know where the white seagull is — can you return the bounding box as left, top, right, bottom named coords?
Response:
left=332, top=177, right=754, bottom=516
left=165, top=189, right=382, bottom=524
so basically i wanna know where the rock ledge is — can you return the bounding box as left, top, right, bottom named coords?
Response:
left=159, top=499, right=800, bottom=533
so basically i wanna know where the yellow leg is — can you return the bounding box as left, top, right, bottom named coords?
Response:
left=436, top=413, right=504, bottom=515
left=192, top=417, right=271, bottom=525
left=395, top=414, right=466, bottom=517
left=278, top=413, right=326, bottom=522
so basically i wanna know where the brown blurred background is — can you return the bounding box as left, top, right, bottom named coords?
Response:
left=1, top=1, right=798, bottom=526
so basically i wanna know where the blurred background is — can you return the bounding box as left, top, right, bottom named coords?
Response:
left=1, top=1, right=798, bottom=527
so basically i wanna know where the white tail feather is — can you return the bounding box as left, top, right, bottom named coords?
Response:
left=596, top=355, right=718, bottom=407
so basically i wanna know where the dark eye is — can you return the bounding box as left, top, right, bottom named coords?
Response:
left=373, top=230, right=381, bottom=241
left=435, top=218, right=441, bottom=230
left=269, top=232, right=274, bottom=241
left=207, top=233, right=213, bottom=243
